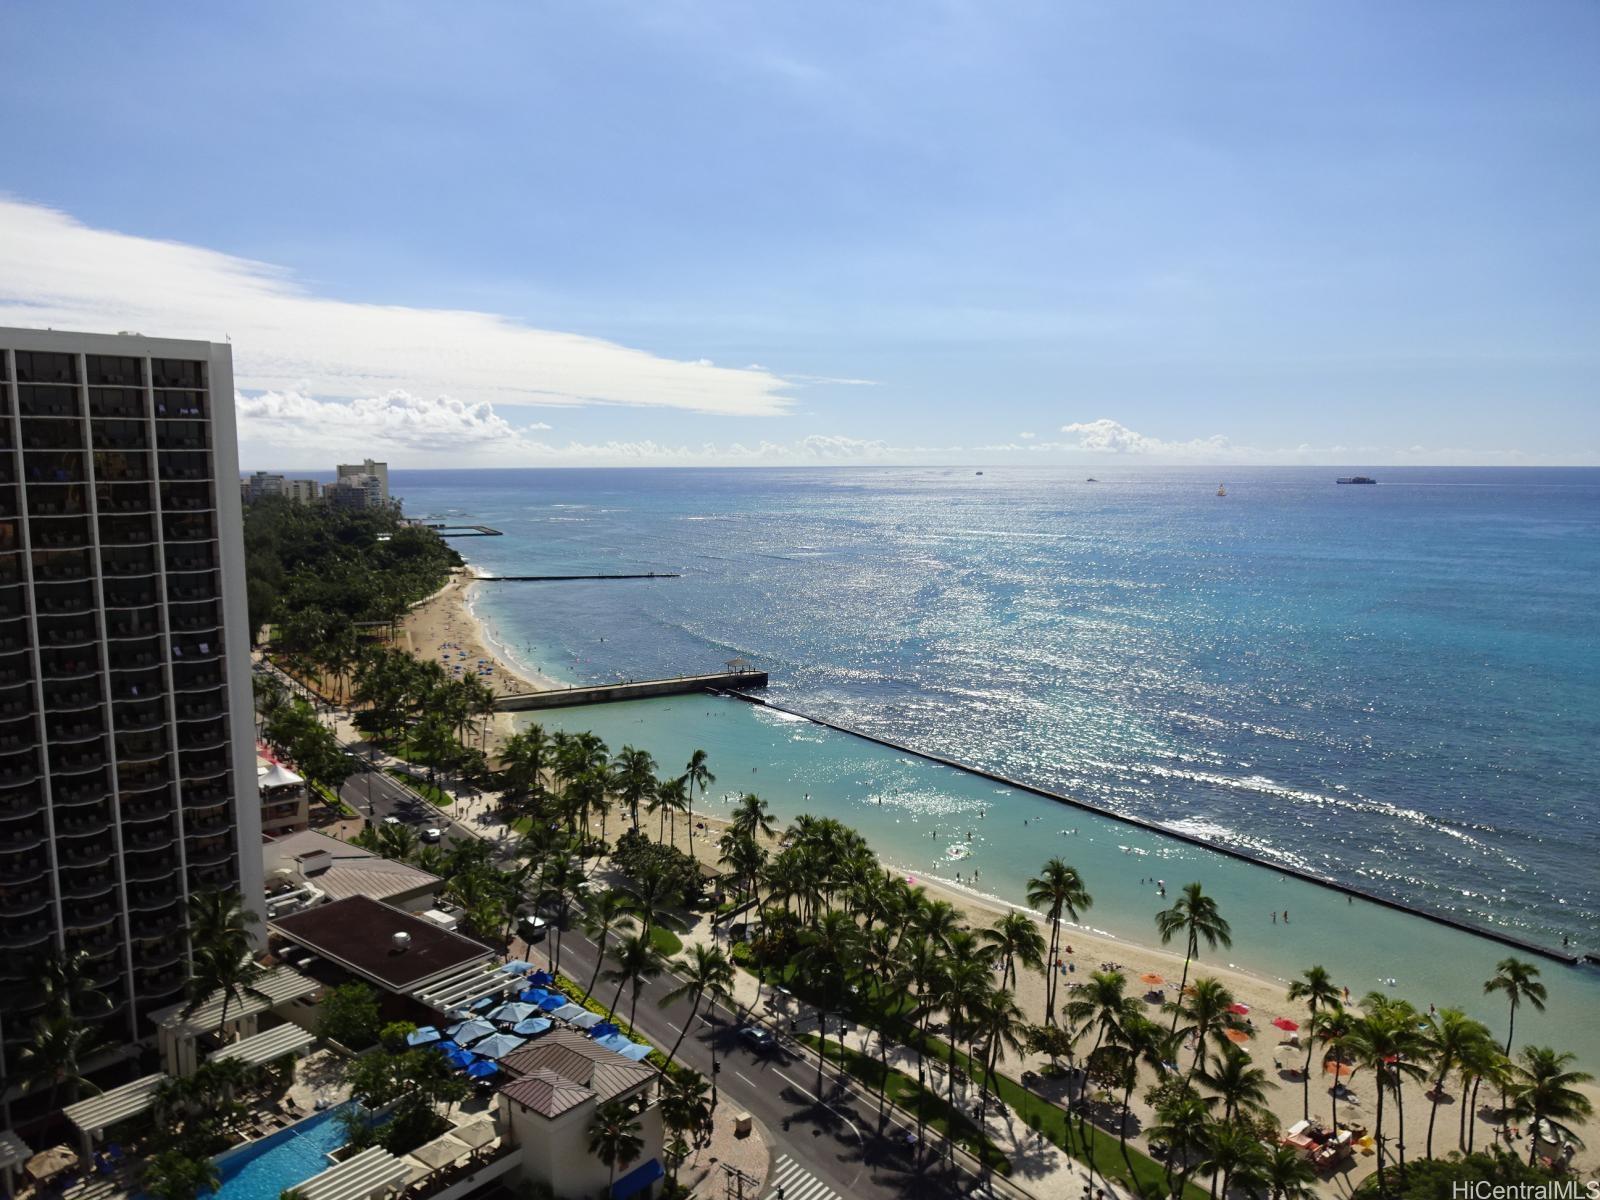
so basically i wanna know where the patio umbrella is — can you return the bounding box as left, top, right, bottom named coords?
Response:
left=565, top=1009, right=602, bottom=1029
left=1139, top=973, right=1165, bottom=987
left=528, top=970, right=554, bottom=987
left=1225, top=1028, right=1252, bottom=1044
left=519, top=988, right=549, bottom=1004
left=448, top=1018, right=496, bottom=1044
left=1324, top=1059, right=1356, bottom=1079
left=513, top=1016, right=553, bottom=1037
left=1228, top=1003, right=1250, bottom=1015
left=487, top=1001, right=537, bottom=1024
left=618, top=1042, right=654, bottom=1062
left=472, top=1032, right=527, bottom=1059
left=468, top=996, right=497, bottom=1012
left=406, top=1025, right=442, bottom=1047
left=501, top=960, right=533, bottom=974
left=1272, top=1017, right=1301, bottom=1032
left=590, top=1022, right=620, bottom=1040
left=434, top=1039, right=462, bottom=1054
left=538, top=993, right=568, bottom=1011
left=444, top=1048, right=477, bottom=1070
left=465, top=1060, right=500, bottom=1079
left=593, top=1033, right=632, bottom=1054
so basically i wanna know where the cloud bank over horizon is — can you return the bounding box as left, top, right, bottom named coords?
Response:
left=0, top=196, right=792, bottom=418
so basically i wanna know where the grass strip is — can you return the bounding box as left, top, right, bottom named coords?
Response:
left=384, top=767, right=452, bottom=808
left=796, top=1033, right=1011, bottom=1174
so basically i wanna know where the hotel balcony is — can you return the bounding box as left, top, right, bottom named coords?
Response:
left=0, top=847, right=44, bottom=884
left=168, top=576, right=219, bottom=604
left=14, top=354, right=77, bottom=385
left=45, top=679, right=104, bottom=714
left=112, top=668, right=165, bottom=703
left=107, top=613, right=162, bottom=641
left=0, top=460, right=11, bottom=486
left=59, top=864, right=117, bottom=901
left=164, top=545, right=216, bottom=573
left=176, top=716, right=227, bottom=750
left=0, top=719, right=35, bottom=755
left=23, top=450, right=87, bottom=484
left=0, top=812, right=46, bottom=850
left=121, top=789, right=176, bottom=821
left=38, top=613, right=100, bottom=648
left=186, top=836, right=233, bottom=867
left=20, top=422, right=85, bottom=453
left=117, top=728, right=169, bottom=760
left=65, top=913, right=123, bottom=951
left=188, top=861, right=233, bottom=890
left=30, top=514, right=91, bottom=551
left=102, top=546, right=159, bottom=578
left=0, top=783, right=41, bottom=817
left=157, top=451, right=210, bottom=482
left=108, top=636, right=162, bottom=672
left=134, top=966, right=185, bottom=999
left=0, top=556, right=19, bottom=588
left=53, top=778, right=112, bottom=809
left=47, top=711, right=104, bottom=743
left=0, top=486, right=17, bottom=519
left=150, top=358, right=205, bottom=390
left=95, top=450, right=153, bottom=483
left=179, top=750, right=229, bottom=780
left=124, top=847, right=178, bottom=884
left=16, top=386, right=79, bottom=418
left=0, top=622, right=26, bottom=655
left=55, top=823, right=115, bottom=863
left=170, top=635, right=219, bottom=665
left=88, top=384, right=146, bottom=418
left=104, top=579, right=159, bottom=609
left=172, top=662, right=223, bottom=692
left=50, top=742, right=108, bottom=776
left=26, top=483, right=87, bottom=518
left=133, top=937, right=183, bottom=971
left=183, top=783, right=229, bottom=810
left=0, top=749, right=41, bottom=788
left=0, top=584, right=25, bottom=624
left=125, top=823, right=176, bottom=853
left=0, top=918, right=52, bottom=951
left=0, top=651, right=31, bottom=689
left=0, top=882, right=52, bottom=919
left=40, top=645, right=101, bottom=682
left=152, top=392, right=208, bottom=419
left=119, top=761, right=173, bottom=794
left=130, top=900, right=184, bottom=940
left=91, top=419, right=151, bottom=453
left=163, top=514, right=216, bottom=542
left=169, top=602, right=220, bottom=635
left=100, top=513, right=157, bottom=546
left=156, top=424, right=209, bottom=452
left=32, top=548, right=91, bottom=583
left=97, top=480, right=155, bottom=514
left=114, top=698, right=168, bottom=734
left=127, top=879, right=180, bottom=911
left=185, top=810, right=231, bottom=836
left=84, top=354, right=145, bottom=387
left=35, top=580, right=94, bottom=614
left=161, top=481, right=214, bottom=511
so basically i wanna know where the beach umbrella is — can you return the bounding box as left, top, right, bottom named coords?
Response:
left=1324, top=1059, right=1356, bottom=1079
left=465, top=1060, right=500, bottom=1079
left=528, top=970, right=554, bottom=987
left=1228, top=1003, right=1250, bottom=1015
left=590, top=1022, right=620, bottom=1040
left=519, top=988, right=549, bottom=1004
left=448, top=1018, right=496, bottom=1044
left=538, top=993, right=568, bottom=1011
left=467, top=996, right=497, bottom=1012
left=444, top=1048, right=477, bottom=1070
left=405, top=1025, right=442, bottom=1047
left=487, top=1001, right=537, bottom=1024
left=433, top=1039, right=462, bottom=1055
left=472, top=1033, right=527, bottom=1059
left=1272, top=1017, right=1300, bottom=1032
left=618, top=1042, right=654, bottom=1062
left=1139, top=973, right=1165, bottom=987
left=1225, top=1028, right=1252, bottom=1044
left=501, top=960, right=533, bottom=975
left=564, top=1008, right=602, bottom=1028
left=594, top=1033, right=632, bottom=1054
left=513, top=1016, right=553, bottom=1036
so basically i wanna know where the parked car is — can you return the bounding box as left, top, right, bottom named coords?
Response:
left=517, top=914, right=549, bottom=942
left=421, top=827, right=443, bottom=843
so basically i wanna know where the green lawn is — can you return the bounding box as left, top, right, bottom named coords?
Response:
left=648, top=924, right=684, bottom=957
left=797, top=1033, right=1011, bottom=1174
left=384, top=767, right=452, bottom=808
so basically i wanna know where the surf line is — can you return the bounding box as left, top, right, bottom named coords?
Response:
left=717, top=690, right=1590, bottom=970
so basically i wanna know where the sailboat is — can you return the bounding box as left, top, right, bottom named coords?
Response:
left=1216, top=482, right=1227, bottom=497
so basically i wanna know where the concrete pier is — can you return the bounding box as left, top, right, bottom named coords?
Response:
left=476, top=572, right=680, bottom=582
left=493, top=669, right=767, bottom=712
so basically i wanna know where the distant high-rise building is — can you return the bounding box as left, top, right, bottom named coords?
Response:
left=283, top=478, right=320, bottom=505
left=335, top=458, right=389, bottom=508
left=0, top=328, right=262, bottom=1104
left=245, top=470, right=286, bottom=501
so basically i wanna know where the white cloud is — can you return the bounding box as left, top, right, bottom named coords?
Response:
left=1057, top=418, right=1232, bottom=458
left=1017, top=431, right=1035, bottom=440
left=0, top=196, right=791, bottom=417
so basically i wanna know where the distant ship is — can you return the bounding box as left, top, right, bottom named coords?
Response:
left=1217, top=483, right=1227, bottom=497
left=975, top=470, right=984, bottom=476
left=1085, top=477, right=1099, bottom=483
left=1336, top=476, right=1377, bottom=485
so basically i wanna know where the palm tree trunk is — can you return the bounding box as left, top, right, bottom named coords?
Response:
left=666, top=994, right=701, bottom=1067
left=1044, top=915, right=1060, bottom=1024
left=608, top=974, right=627, bottom=1021
left=1170, top=935, right=1195, bottom=1033
left=1468, top=1075, right=1484, bottom=1153
left=585, top=929, right=610, bottom=1001
left=1374, top=1084, right=1387, bottom=1195
left=816, top=1010, right=828, bottom=1099
left=1396, top=1074, right=1409, bottom=1181
left=1426, top=1060, right=1449, bottom=1160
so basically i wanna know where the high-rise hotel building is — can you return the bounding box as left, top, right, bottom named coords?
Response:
left=0, top=329, right=261, bottom=1097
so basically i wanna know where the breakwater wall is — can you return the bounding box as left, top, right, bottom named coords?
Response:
left=496, top=670, right=768, bottom=712
left=721, top=690, right=1591, bottom=969
left=476, top=572, right=680, bottom=582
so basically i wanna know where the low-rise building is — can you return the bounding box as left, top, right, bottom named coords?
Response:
left=262, top=829, right=443, bottom=917
left=257, top=751, right=309, bottom=835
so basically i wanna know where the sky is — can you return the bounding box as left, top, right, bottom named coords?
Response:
left=1, top=0, right=1596, bottom=468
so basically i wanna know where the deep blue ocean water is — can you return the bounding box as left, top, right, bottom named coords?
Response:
left=392, top=466, right=1600, bottom=1050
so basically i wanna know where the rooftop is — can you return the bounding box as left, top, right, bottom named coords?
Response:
left=264, top=829, right=441, bottom=906
left=271, top=895, right=494, bottom=991
left=498, top=1028, right=656, bottom=1118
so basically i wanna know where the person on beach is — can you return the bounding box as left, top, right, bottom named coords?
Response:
left=1283, top=910, right=1290, bottom=923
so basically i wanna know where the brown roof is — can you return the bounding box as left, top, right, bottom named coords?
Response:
left=270, top=894, right=493, bottom=990
left=498, top=1029, right=655, bottom=1117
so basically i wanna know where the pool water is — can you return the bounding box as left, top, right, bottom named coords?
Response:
left=201, top=1104, right=360, bottom=1200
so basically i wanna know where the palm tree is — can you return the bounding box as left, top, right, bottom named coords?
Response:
left=729, top=792, right=777, bottom=842
left=684, top=749, right=714, bottom=854
left=587, top=1099, right=644, bottom=1196
left=581, top=889, right=636, bottom=1002
left=659, top=944, right=734, bottom=1067
left=981, top=910, right=1047, bottom=990
left=1285, top=965, right=1339, bottom=1119
left=38, top=946, right=113, bottom=1020
left=1260, top=1143, right=1318, bottom=1200
left=1457, top=1030, right=1510, bottom=1153
left=609, top=745, right=658, bottom=831
left=1198, top=1119, right=1269, bottom=1200
left=1026, top=858, right=1092, bottom=1026
left=1166, top=976, right=1242, bottom=1078
left=1147, top=1091, right=1211, bottom=1195
left=970, top=986, right=1028, bottom=1119
left=187, top=887, right=260, bottom=956
left=1423, top=1007, right=1492, bottom=1158
left=1508, top=1046, right=1593, bottom=1167
left=184, top=944, right=271, bottom=1041
left=1485, top=957, right=1547, bottom=1114
left=1154, top=883, right=1231, bottom=1032
left=141, top=1150, right=220, bottom=1200
left=601, top=933, right=666, bottom=1026
left=795, top=909, right=859, bottom=1099
left=18, top=1013, right=104, bottom=1108
left=653, top=774, right=690, bottom=848
left=1198, top=1044, right=1275, bottom=1122
left=659, top=1070, right=714, bottom=1182
left=1341, top=997, right=1428, bottom=1192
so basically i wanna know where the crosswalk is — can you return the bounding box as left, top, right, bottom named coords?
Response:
left=764, top=1154, right=842, bottom=1200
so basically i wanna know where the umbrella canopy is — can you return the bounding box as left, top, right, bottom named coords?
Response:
left=472, top=1033, right=528, bottom=1059
left=1324, top=1059, right=1356, bottom=1079
left=1225, top=1028, right=1252, bottom=1044
left=538, top=993, right=568, bottom=1011
left=448, top=1018, right=496, bottom=1044
left=467, top=996, right=497, bottom=1012
left=25, top=1146, right=77, bottom=1184
left=501, top=960, right=533, bottom=975
left=1139, top=973, right=1165, bottom=987
left=513, top=1016, right=554, bottom=1037
left=487, top=1001, right=537, bottom=1024
left=1272, top=1017, right=1301, bottom=1032
left=519, top=988, right=549, bottom=1004
left=1228, top=1003, right=1251, bottom=1015
left=434, top=1039, right=463, bottom=1054
left=528, top=970, right=554, bottom=987
left=444, top=1048, right=477, bottom=1070
left=564, top=1008, right=601, bottom=1028
left=406, top=1026, right=442, bottom=1047
left=591, top=1022, right=620, bottom=1040
left=618, top=1042, right=654, bottom=1062
left=465, top=1060, right=500, bottom=1079
left=593, top=1033, right=632, bottom=1054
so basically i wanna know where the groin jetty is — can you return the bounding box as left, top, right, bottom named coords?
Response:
left=721, top=690, right=1590, bottom=969
left=419, top=524, right=504, bottom=537
left=476, top=572, right=680, bottom=582
left=495, top=669, right=767, bottom=712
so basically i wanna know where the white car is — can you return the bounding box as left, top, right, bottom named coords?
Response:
left=421, top=827, right=443, bottom=843
left=381, top=815, right=402, bottom=827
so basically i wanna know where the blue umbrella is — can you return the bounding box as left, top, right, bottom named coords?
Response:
left=512, top=1016, right=553, bottom=1037
left=448, top=1018, right=496, bottom=1044
left=445, top=1048, right=477, bottom=1070
left=618, top=1042, right=653, bottom=1062
left=538, top=992, right=568, bottom=1011
left=465, top=1060, right=499, bottom=1079
left=518, top=988, right=549, bottom=1004
left=527, top=970, right=554, bottom=987
left=593, top=1033, right=632, bottom=1054
left=501, top=960, right=533, bottom=975
left=406, top=1025, right=442, bottom=1047
left=487, top=1001, right=537, bottom=1024
left=468, top=996, right=497, bottom=1012
left=471, top=1032, right=527, bottom=1060
left=590, top=1022, right=619, bottom=1040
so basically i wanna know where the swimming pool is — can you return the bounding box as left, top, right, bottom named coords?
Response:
left=200, top=1104, right=361, bottom=1200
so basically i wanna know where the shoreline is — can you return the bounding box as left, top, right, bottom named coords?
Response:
left=400, top=570, right=564, bottom=706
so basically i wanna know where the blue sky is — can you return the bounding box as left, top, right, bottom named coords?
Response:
left=1, top=1, right=1596, bottom=466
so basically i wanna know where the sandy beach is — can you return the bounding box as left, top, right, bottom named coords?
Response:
left=401, top=570, right=562, bottom=708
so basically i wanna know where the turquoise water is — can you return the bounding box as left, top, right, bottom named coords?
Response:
left=199, top=1104, right=357, bottom=1200
left=530, top=693, right=1600, bottom=1064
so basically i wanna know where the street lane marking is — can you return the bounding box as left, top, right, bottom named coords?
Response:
left=765, top=1155, right=840, bottom=1200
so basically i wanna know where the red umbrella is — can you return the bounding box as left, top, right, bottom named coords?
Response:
left=1228, top=1003, right=1250, bottom=1015
left=1324, top=1059, right=1356, bottom=1079
left=1225, top=1028, right=1252, bottom=1044
left=1272, top=1017, right=1301, bottom=1032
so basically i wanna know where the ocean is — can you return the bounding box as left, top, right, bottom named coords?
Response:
left=391, top=465, right=1600, bottom=1055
